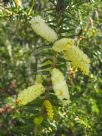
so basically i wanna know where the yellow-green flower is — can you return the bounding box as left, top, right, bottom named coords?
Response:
left=52, top=38, right=74, bottom=52
left=64, top=45, right=90, bottom=75
left=51, top=68, right=70, bottom=105
left=16, top=83, right=45, bottom=106
left=43, top=100, right=54, bottom=120
left=52, top=38, right=90, bottom=75
left=30, top=16, right=58, bottom=42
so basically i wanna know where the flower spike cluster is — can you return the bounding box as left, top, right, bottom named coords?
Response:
left=43, top=100, right=54, bottom=120
left=52, top=38, right=90, bottom=75
left=30, top=16, right=58, bottom=42
left=51, top=68, right=70, bottom=105
left=30, top=16, right=90, bottom=75
left=16, top=83, right=45, bottom=106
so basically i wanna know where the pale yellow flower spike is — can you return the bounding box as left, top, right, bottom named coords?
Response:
left=51, top=68, right=70, bottom=105
left=16, top=83, right=45, bottom=106
left=52, top=38, right=90, bottom=75
left=43, top=100, right=54, bottom=120
left=52, top=38, right=74, bottom=52
left=14, top=0, right=22, bottom=7
left=30, top=16, right=58, bottom=42
left=64, top=45, right=90, bottom=75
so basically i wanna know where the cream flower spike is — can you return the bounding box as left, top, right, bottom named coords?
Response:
left=52, top=38, right=74, bottom=52
left=51, top=68, right=70, bottom=105
left=64, top=45, right=90, bottom=75
left=30, top=16, right=58, bottom=42
left=16, top=83, right=45, bottom=106
left=52, top=38, right=90, bottom=75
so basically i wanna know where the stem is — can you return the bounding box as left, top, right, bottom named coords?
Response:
left=28, top=0, right=35, bottom=15
left=34, top=126, right=38, bottom=136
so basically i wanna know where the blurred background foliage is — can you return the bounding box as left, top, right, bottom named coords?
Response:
left=0, top=0, right=102, bottom=136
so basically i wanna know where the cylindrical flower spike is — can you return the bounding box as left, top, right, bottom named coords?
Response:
left=64, top=45, right=90, bottom=75
left=51, top=68, right=70, bottom=105
left=16, top=84, right=45, bottom=106
left=30, top=16, right=58, bottom=42
left=52, top=38, right=90, bottom=75
left=43, top=100, right=54, bottom=120
left=52, top=38, right=74, bottom=52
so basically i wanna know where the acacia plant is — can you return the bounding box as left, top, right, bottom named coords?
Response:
left=0, top=0, right=102, bottom=136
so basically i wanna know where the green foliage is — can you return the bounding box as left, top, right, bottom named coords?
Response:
left=0, top=0, right=102, bottom=136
